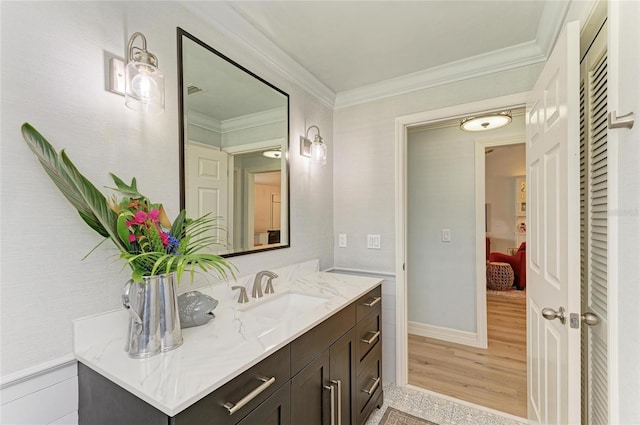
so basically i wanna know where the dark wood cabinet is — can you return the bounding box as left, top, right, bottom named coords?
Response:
left=236, top=381, right=291, bottom=425
left=78, top=285, right=382, bottom=425
left=291, top=351, right=331, bottom=425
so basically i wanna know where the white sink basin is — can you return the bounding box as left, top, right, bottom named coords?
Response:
left=240, top=292, right=328, bottom=320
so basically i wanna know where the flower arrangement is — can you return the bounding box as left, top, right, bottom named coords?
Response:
left=21, top=123, right=235, bottom=283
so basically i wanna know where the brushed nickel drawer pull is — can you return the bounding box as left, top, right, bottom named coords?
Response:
left=223, top=376, right=275, bottom=415
left=360, top=330, right=381, bottom=345
left=332, top=379, right=342, bottom=425
left=324, top=383, right=336, bottom=425
left=362, top=376, right=381, bottom=395
left=362, top=296, right=381, bottom=308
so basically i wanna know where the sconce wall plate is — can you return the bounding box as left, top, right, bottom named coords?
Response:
left=300, top=135, right=313, bottom=157
left=109, top=58, right=125, bottom=96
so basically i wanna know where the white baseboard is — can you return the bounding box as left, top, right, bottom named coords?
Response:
left=408, top=321, right=484, bottom=348
left=0, top=358, right=78, bottom=425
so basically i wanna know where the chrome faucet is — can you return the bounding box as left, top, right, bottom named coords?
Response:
left=252, top=271, right=278, bottom=298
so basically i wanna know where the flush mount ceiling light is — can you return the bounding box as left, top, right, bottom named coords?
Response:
left=263, top=149, right=282, bottom=159
left=124, top=32, right=165, bottom=114
left=300, top=125, right=327, bottom=165
left=460, top=111, right=512, bottom=132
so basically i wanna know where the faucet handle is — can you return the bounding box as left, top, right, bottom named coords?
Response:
left=264, top=277, right=275, bottom=294
left=231, top=286, right=249, bottom=303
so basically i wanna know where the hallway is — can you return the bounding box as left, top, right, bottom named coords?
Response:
left=408, top=292, right=527, bottom=417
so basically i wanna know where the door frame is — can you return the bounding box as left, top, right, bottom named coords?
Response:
left=394, top=92, right=529, bottom=387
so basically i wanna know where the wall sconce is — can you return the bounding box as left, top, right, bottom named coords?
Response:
left=109, top=32, right=164, bottom=114
left=300, top=125, right=327, bottom=165
left=460, top=111, right=511, bottom=132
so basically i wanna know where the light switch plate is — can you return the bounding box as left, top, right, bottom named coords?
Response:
left=367, top=234, right=381, bottom=249
left=441, top=229, right=451, bottom=242
left=338, top=233, right=347, bottom=248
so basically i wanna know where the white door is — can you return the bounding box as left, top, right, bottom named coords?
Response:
left=526, top=21, right=581, bottom=424
left=185, top=142, right=230, bottom=249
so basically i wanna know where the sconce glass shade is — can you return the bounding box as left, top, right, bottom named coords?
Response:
left=125, top=32, right=165, bottom=114
left=460, top=111, right=511, bottom=132
left=300, top=125, right=327, bottom=165
left=312, top=135, right=327, bottom=165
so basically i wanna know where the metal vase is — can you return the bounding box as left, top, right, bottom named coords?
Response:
left=122, top=272, right=183, bottom=358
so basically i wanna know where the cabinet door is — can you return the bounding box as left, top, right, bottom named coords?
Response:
left=291, top=351, right=331, bottom=425
left=235, top=382, right=290, bottom=425
left=330, top=328, right=356, bottom=425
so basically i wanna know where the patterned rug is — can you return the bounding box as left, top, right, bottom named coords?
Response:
left=379, top=407, right=438, bottom=425
left=486, top=288, right=526, bottom=299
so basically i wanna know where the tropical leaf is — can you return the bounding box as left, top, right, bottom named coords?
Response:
left=60, top=151, right=125, bottom=251
left=21, top=123, right=109, bottom=237
left=108, top=173, right=143, bottom=198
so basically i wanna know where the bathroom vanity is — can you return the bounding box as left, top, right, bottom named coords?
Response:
left=74, top=270, right=383, bottom=425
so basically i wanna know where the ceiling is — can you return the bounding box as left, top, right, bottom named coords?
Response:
left=184, top=1, right=570, bottom=108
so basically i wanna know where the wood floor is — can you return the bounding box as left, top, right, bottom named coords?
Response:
left=408, top=293, right=527, bottom=417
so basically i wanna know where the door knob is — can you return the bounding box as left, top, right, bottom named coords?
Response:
left=542, top=306, right=566, bottom=324
left=581, top=312, right=600, bottom=326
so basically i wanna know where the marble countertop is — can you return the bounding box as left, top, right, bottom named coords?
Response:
left=73, top=264, right=383, bottom=417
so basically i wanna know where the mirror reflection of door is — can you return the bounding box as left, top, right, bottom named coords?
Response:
left=252, top=171, right=281, bottom=247
left=231, top=149, right=283, bottom=251
left=185, top=141, right=231, bottom=251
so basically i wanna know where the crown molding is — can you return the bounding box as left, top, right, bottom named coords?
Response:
left=334, top=40, right=545, bottom=109
left=222, top=107, right=286, bottom=133
left=181, top=2, right=336, bottom=108
left=188, top=110, right=222, bottom=133
left=182, top=1, right=569, bottom=112
left=188, top=108, right=286, bottom=134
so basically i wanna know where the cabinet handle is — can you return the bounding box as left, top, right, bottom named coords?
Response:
left=360, top=330, right=381, bottom=345
left=362, top=296, right=381, bottom=308
left=223, top=376, right=275, bottom=415
left=362, top=376, right=381, bottom=395
left=324, top=383, right=336, bottom=425
left=331, top=379, right=342, bottom=425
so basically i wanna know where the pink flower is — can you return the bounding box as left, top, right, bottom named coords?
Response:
left=148, top=209, right=160, bottom=222
left=159, top=232, right=169, bottom=247
left=133, top=211, right=147, bottom=224
left=129, top=234, right=136, bottom=243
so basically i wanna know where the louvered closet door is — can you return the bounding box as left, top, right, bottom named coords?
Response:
left=580, top=21, right=609, bottom=425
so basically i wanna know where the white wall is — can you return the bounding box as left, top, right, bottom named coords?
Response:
left=611, top=1, right=640, bottom=423
left=406, top=117, right=525, bottom=331
left=485, top=143, right=526, bottom=254
left=333, top=65, right=542, bottom=274
left=0, top=1, right=333, bottom=379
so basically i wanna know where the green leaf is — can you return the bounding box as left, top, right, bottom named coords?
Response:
left=117, top=214, right=131, bottom=250
left=109, top=173, right=144, bottom=198
left=60, top=150, right=125, bottom=251
left=21, top=123, right=109, bottom=238
left=170, top=210, right=186, bottom=238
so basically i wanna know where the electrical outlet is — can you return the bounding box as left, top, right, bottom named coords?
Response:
left=441, top=229, right=451, bottom=242
left=338, top=233, right=347, bottom=248
left=367, top=234, right=381, bottom=249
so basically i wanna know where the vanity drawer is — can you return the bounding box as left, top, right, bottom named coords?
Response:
left=173, top=345, right=291, bottom=425
left=290, top=303, right=355, bottom=375
left=356, top=285, right=382, bottom=322
left=355, top=305, right=381, bottom=364
left=355, top=344, right=382, bottom=424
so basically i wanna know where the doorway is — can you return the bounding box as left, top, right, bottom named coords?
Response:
left=394, top=91, right=529, bottom=402
left=403, top=111, right=527, bottom=416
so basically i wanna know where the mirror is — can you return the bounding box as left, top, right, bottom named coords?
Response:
left=177, top=28, right=290, bottom=257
